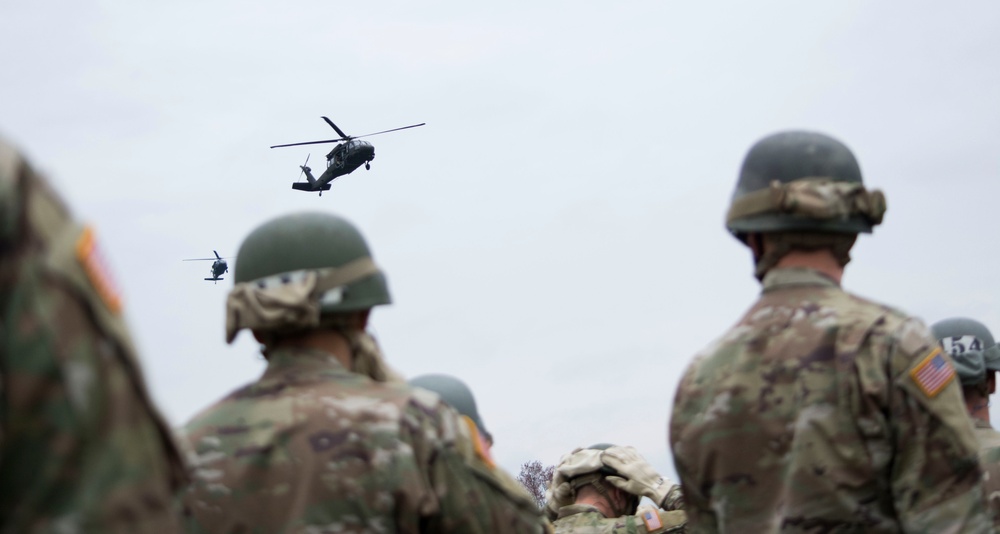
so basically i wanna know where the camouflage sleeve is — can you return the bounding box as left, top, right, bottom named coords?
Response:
left=885, top=318, right=991, bottom=532
left=669, top=364, right=718, bottom=532
left=406, top=390, right=549, bottom=533
left=978, top=445, right=1000, bottom=528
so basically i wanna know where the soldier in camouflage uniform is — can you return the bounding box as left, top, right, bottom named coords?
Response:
left=546, top=444, right=686, bottom=533
left=669, top=131, right=990, bottom=532
left=180, top=212, right=549, bottom=534
left=931, top=317, right=1000, bottom=525
left=0, top=137, right=187, bottom=532
left=409, top=374, right=495, bottom=451
left=408, top=373, right=553, bottom=517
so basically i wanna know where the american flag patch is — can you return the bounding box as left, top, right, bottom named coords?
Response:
left=642, top=509, right=662, bottom=531
left=910, top=347, right=955, bottom=397
left=75, top=226, right=123, bottom=314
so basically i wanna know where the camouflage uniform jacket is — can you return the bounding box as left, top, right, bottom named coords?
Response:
left=0, top=140, right=188, bottom=533
left=670, top=267, right=990, bottom=533
left=972, top=418, right=1000, bottom=528
left=181, top=347, right=548, bottom=534
left=552, top=504, right=686, bottom=533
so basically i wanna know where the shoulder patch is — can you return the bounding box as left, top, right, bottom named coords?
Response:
left=909, top=347, right=955, bottom=398
left=75, top=226, right=123, bottom=314
left=461, top=415, right=495, bottom=468
left=641, top=508, right=663, bottom=531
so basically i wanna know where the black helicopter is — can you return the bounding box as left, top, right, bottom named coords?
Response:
left=183, top=250, right=229, bottom=283
left=270, top=117, right=424, bottom=196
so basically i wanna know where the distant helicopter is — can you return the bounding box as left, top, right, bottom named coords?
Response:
left=183, top=250, right=229, bottom=283
left=270, top=116, right=425, bottom=196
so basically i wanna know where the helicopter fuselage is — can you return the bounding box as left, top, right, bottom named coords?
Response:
left=295, top=140, right=375, bottom=193
left=210, top=260, right=228, bottom=279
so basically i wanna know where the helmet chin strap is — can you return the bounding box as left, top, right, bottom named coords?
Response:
left=337, top=328, right=403, bottom=383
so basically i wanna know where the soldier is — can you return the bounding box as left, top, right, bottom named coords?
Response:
left=408, top=373, right=550, bottom=514
left=408, top=374, right=494, bottom=453
left=669, top=131, right=991, bottom=532
left=0, top=137, right=187, bottom=532
left=180, top=211, right=549, bottom=533
left=931, top=317, right=1000, bottom=522
left=546, top=444, right=686, bottom=533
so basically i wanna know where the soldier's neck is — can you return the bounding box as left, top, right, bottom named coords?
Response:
left=967, top=397, right=991, bottom=423
left=773, top=250, right=844, bottom=284
left=575, top=488, right=617, bottom=518
left=270, top=329, right=354, bottom=369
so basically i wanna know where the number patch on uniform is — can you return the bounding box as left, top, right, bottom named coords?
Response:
left=910, top=347, right=956, bottom=398
left=940, top=335, right=983, bottom=356
left=75, top=226, right=123, bottom=314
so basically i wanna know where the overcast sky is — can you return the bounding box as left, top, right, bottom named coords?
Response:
left=3, top=1, right=999, bottom=481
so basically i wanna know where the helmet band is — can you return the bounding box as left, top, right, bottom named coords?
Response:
left=727, top=178, right=886, bottom=227
left=225, top=257, right=381, bottom=343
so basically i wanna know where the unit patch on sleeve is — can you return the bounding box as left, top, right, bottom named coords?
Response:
left=909, top=347, right=955, bottom=398
left=75, top=226, right=123, bottom=314
left=460, top=415, right=495, bottom=468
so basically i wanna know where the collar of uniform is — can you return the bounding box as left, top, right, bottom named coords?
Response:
left=974, top=418, right=995, bottom=430
left=262, top=347, right=350, bottom=378
left=557, top=503, right=605, bottom=520
left=762, top=267, right=840, bottom=293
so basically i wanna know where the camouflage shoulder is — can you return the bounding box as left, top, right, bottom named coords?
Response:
left=833, top=289, right=913, bottom=335
left=892, top=318, right=961, bottom=399
left=0, top=137, right=130, bottom=346
left=403, top=386, right=548, bottom=531
left=1, top=140, right=74, bottom=248
left=451, top=415, right=540, bottom=510
left=832, top=295, right=956, bottom=399
left=0, top=137, right=24, bottom=242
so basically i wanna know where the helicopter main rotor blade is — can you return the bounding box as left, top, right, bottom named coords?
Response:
left=321, top=116, right=350, bottom=139
left=182, top=258, right=217, bottom=261
left=354, top=123, right=426, bottom=140
left=270, top=138, right=349, bottom=149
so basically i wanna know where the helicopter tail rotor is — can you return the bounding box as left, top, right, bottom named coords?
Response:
left=297, top=154, right=312, bottom=183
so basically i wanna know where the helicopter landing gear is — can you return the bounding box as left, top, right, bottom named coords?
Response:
left=365, top=162, right=371, bottom=170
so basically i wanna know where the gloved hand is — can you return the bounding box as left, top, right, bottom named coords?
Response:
left=601, top=445, right=682, bottom=510
left=544, top=447, right=606, bottom=519
left=544, top=477, right=572, bottom=520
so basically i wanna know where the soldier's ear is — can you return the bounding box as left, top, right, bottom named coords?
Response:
left=747, top=233, right=764, bottom=260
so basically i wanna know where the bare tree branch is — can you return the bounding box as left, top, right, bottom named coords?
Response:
left=516, top=460, right=555, bottom=509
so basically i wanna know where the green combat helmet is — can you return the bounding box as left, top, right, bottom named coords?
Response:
left=931, top=317, right=1000, bottom=380
left=226, top=212, right=390, bottom=343
left=409, top=374, right=493, bottom=443
left=234, top=211, right=390, bottom=312
left=725, top=131, right=887, bottom=238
